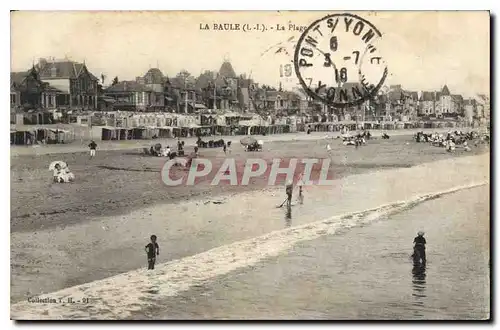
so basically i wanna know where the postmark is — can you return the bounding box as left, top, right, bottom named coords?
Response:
left=293, top=13, right=389, bottom=108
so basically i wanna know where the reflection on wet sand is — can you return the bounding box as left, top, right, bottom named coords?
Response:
left=285, top=205, right=292, bottom=228
left=412, top=263, right=427, bottom=317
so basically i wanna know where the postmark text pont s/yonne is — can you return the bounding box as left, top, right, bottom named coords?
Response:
left=294, top=13, right=389, bottom=108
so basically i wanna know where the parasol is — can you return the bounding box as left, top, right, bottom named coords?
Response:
left=49, top=161, right=68, bottom=171
left=240, top=136, right=257, bottom=146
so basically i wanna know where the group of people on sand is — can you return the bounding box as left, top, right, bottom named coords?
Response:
left=414, top=130, right=488, bottom=152
left=197, top=137, right=233, bottom=155
left=149, top=138, right=187, bottom=158
left=341, top=129, right=372, bottom=147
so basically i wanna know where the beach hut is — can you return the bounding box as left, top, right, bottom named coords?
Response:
left=146, top=126, right=160, bottom=139
left=11, top=128, right=36, bottom=145
left=101, top=127, right=120, bottom=140
left=159, top=127, right=174, bottom=138
left=117, top=128, right=129, bottom=140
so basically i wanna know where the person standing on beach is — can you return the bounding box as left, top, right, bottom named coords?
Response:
left=285, top=180, right=294, bottom=207
left=88, top=140, right=97, bottom=158
left=145, top=235, right=160, bottom=270
left=413, top=231, right=426, bottom=264
left=326, top=144, right=332, bottom=158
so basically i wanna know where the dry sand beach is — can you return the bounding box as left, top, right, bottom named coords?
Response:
left=10, top=132, right=490, bottom=319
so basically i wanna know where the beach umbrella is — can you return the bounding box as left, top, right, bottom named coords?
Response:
left=49, top=161, right=67, bottom=171
left=240, top=136, right=257, bottom=146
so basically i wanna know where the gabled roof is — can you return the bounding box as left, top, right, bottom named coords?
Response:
left=104, top=81, right=153, bottom=93
left=407, top=91, right=419, bottom=100
left=195, top=71, right=216, bottom=90
left=477, top=94, right=489, bottom=103
left=11, top=71, right=29, bottom=86
left=419, top=91, right=435, bottom=102
left=219, top=61, right=237, bottom=79
left=37, top=59, right=98, bottom=81
left=441, top=85, right=450, bottom=96
left=451, top=94, right=463, bottom=102
left=10, top=66, right=46, bottom=92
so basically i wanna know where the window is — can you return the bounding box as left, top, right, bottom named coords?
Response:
left=10, top=94, right=15, bottom=104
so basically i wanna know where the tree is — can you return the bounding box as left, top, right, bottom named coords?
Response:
left=112, top=76, right=119, bottom=86
left=176, top=70, right=194, bottom=89
left=176, top=69, right=192, bottom=81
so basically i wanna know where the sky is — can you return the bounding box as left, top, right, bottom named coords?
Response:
left=10, top=11, right=490, bottom=97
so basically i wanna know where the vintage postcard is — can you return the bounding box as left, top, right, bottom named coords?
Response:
left=10, top=11, right=490, bottom=320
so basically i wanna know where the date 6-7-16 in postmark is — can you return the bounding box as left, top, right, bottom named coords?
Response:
left=294, top=13, right=389, bottom=108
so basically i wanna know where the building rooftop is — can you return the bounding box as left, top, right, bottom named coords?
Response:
left=104, top=81, right=154, bottom=93
left=441, top=85, right=451, bottom=96
left=219, top=61, right=237, bottom=79
left=143, top=68, right=166, bottom=85
left=36, top=58, right=98, bottom=81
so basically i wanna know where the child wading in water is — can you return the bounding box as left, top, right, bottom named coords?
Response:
left=413, top=231, right=426, bottom=264
left=285, top=180, right=293, bottom=207
left=145, top=235, right=160, bottom=270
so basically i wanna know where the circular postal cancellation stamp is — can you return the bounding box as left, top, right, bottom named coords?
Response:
left=293, top=13, right=389, bottom=107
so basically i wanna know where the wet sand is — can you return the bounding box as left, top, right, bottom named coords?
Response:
left=10, top=134, right=489, bottom=310
left=10, top=152, right=488, bottom=319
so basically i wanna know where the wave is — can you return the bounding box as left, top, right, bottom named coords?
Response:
left=11, top=181, right=488, bottom=320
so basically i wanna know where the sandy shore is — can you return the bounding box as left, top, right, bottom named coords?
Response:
left=10, top=133, right=489, bottom=306
left=11, top=133, right=487, bottom=233
left=11, top=152, right=489, bottom=319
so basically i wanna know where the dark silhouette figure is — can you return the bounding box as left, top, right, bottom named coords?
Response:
left=145, top=235, right=160, bottom=270
left=412, top=231, right=426, bottom=265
